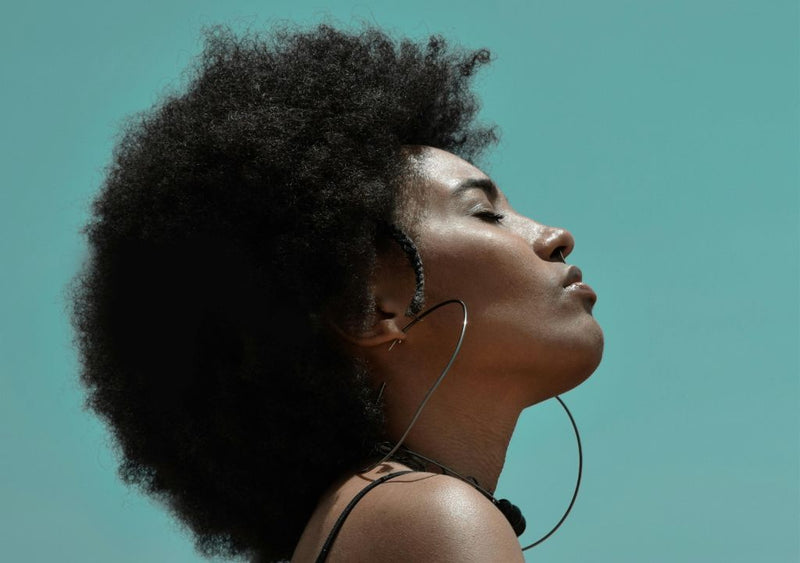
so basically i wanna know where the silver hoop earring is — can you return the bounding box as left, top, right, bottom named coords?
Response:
left=365, top=299, right=468, bottom=470
left=363, top=297, right=583, bottom=550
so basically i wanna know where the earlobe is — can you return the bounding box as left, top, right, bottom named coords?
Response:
left=335, top=227, right=419, bottom=348
left=347, top=317, right=407, bottom=348
left=335, top=300, right=408, bottom=348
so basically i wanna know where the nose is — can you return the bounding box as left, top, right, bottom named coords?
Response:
left=533, top=224, right=575, bottom=263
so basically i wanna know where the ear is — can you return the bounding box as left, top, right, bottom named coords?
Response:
left=335, top=241, right=417, bottom=349
left=338, top=299, right=408, bottom=348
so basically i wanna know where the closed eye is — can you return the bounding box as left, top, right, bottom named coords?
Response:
left=474, top=210, right=505, bottom=224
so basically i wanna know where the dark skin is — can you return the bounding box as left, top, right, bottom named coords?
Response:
left=292, top=147, right=603, bottom=562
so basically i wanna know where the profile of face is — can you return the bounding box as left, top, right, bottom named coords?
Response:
left=367, top=147, right=604, bottom=408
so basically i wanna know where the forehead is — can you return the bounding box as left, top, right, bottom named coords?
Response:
left=399, top=147, right=502, bottom=221
left=407, top=146, right=492, bottom=192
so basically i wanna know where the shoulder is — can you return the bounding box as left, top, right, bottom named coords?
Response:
left=369, top=472, right=525, bottom=562
left=293, top=465, right=524, bottom=562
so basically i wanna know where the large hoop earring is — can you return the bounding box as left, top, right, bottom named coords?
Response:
left=363, top=299, right=468, bottom=471
left=362, top=297, right=584, bottom=551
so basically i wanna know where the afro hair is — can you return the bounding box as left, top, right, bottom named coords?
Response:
left=71, top=23, right=496, bottom=561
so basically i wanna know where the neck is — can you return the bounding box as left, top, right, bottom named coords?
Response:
left=380, top=376, right=523, bottom=492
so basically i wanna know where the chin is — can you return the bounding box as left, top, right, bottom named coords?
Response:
left=572, top=320, right=604, bottom=384
left=527, top=324, right=604, bottom=406
left=582, top=320, right=605, bottom=373
left=565, top=346, right=603, bottom=392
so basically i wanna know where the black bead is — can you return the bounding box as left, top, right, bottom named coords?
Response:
left=496, top=498, right=527, bottom=537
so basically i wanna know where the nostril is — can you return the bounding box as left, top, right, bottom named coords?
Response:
left=552, top=246, right=568, bottom=263
left=533, top=226, right=575, bottom=262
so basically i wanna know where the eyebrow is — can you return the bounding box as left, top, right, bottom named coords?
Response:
left=452, top=177, right=499, bottom=200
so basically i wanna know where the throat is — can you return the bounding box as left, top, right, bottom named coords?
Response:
left=385, top=403, right=521, bottom=493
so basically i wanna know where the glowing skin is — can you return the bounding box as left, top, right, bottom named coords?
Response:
left=292, top=147, right=603, bottom=562
left=362, top=145, right=603, bottom=486
left=402, top=146, right=603, bottom=404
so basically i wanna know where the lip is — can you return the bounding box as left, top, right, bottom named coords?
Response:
left=562, top=265, right=598, bottom=305
left=565, top=281, right=597, bottom=303
left=562, top=265, right=583, bottom=287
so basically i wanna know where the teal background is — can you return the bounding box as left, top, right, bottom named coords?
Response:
left=1, top=1, right=797, bottom=561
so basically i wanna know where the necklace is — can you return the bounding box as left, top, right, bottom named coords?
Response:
left=374, top=394, right=583, bottom=550
left=365, top=299, right=584, bottom=551
left=378, top=443, right=527, bottom=536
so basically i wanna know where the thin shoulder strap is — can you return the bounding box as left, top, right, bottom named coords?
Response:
left=315, top=470, right=415, bottom=563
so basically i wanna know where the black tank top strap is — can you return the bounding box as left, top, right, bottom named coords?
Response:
left=315, top=470, right=416, bottom=562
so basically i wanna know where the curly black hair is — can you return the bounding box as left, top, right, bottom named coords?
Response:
left=71, top=24, right=496, bottom=561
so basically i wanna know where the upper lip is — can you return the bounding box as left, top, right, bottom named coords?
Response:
left=562, top=265, right=584, bottom=287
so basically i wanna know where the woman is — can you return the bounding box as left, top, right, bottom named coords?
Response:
left=71, top=24, right=603, bottom=562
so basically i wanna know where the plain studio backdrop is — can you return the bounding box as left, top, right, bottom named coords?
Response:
left=1, top=1, right=797, bottom=561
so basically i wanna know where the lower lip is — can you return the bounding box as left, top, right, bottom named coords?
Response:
left=565, top=282, right=597, bottom=304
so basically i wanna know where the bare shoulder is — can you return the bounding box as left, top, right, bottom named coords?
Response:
left=364, top=472, right=525, bottom=562
left=292, top=464, right=524, bottom=562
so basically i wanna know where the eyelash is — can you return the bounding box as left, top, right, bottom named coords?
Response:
left=474, top=210, right=505, bottom=224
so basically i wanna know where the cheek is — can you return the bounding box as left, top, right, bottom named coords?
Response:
left=417, top=223, right=598, bottom=346
left=416, top=223, right=603, bottom=383
left=418, top=225, right=553, bottom=310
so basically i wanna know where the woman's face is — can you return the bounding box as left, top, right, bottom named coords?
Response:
left=402, top=147, right=603, bottom=403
